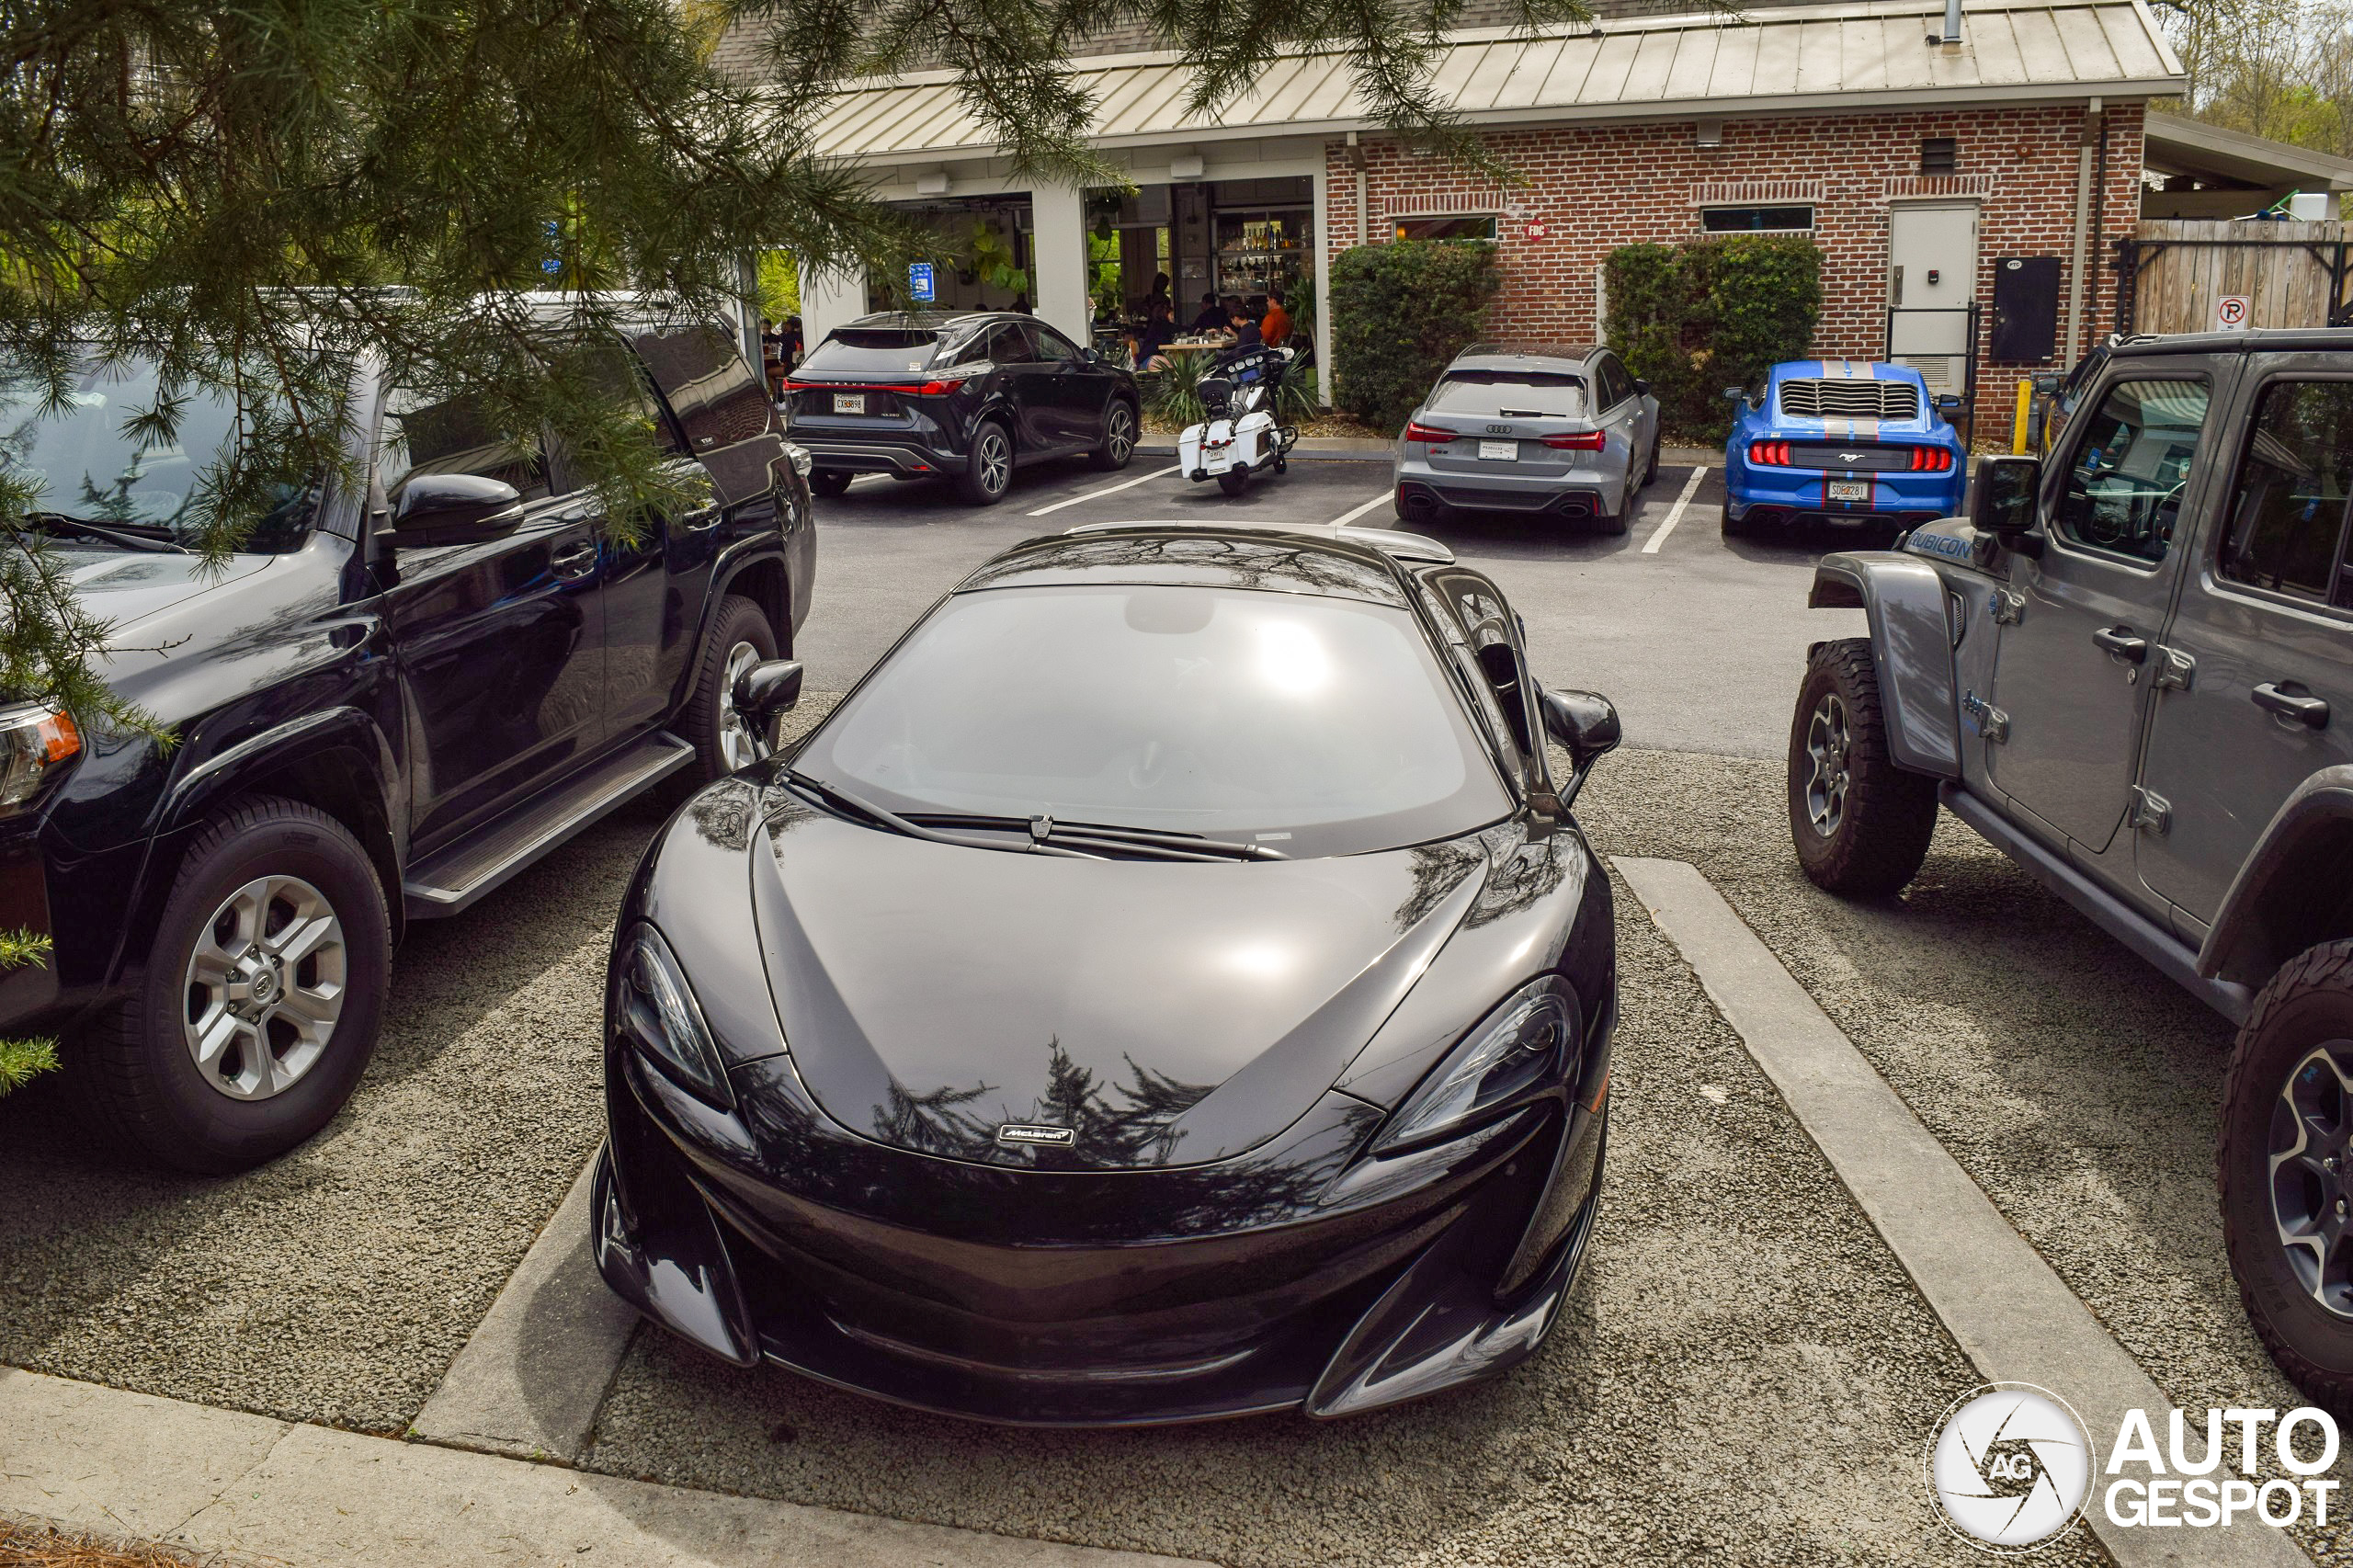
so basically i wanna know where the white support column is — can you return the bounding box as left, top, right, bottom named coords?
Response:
left=799, top=261, right=867, bottom=352
left=1028, top=184, right=1091, bottom=346
left=1313, top=165, right=1334, bottom=407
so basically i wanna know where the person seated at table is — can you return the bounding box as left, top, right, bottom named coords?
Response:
left=1260, top=289, right=1291, bottom=348
left=1189, top=290, right=1227, bottom=334
left=1132, top=299, right=1176, bottom=370
left=1223, top=298, right=1262, bottom=353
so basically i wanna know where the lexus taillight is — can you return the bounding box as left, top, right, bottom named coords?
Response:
left=1540, top=430, right=1608, bottom=451
left=1748, top=440, right=1794, bottom=466
left=1404, top=422, right=1456, bottom=445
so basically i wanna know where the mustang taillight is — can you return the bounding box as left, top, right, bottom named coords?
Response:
left=1907, top=446, right=1955, bottom=472
left=1748, top=440, right=1795, bottom=466
left=1404, top=421, right=1456, bottom=445
left=1540, top=430, right=1608, bottom=450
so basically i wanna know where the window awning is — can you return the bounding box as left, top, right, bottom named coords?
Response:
left=790, top=0, right=2185, bottom=164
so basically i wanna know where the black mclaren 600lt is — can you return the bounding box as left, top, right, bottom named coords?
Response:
left=592, top=518, right=1623, bottom=1426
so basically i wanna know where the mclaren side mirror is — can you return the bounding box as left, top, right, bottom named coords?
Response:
left=732, top=658, right=804, bottom=733
left=1972, top=455, right=2043, bottom=555
left=391, top=472, right=524, bottom=548
left=1540, top=688, right=1621, bottom=807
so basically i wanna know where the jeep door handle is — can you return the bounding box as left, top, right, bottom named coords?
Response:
left=551, top=539, right=599, bottom=580
left=2253, top=682, right=2331, bottom=729
left=2092, top=626, right=2148, bottom=663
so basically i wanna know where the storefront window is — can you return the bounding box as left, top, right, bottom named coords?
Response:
left=1699, top=205, right=1815, bottom=233
left=1392, top=215, right=1499, bottom=242
left=1214, top=208, right=1313, bottom=307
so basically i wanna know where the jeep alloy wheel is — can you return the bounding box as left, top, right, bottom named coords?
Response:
left=1801, top=691, right=1852, bottom=838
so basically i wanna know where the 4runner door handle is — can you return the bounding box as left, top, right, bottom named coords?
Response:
left=2092, top=626, right=2148, bottom=663
left=2253, top=682, right=2331, bottom=729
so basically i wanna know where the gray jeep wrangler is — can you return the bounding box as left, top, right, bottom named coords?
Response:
left=1790, top=328, right=2353, bottom=1403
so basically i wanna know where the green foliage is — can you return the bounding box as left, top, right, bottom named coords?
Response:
left=0, top=927, right=54, bottom=1096
left=963, top=221, right=1030, bottom=300
left=1603, top=235, right=1821, bottom=441
left=1146, top=351, right=1216, bottom=426
left=756, top=252, right=801, bottom=324
left=1329, top=241, right=1502, bottom=435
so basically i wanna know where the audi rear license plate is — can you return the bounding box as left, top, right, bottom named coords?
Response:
left=1478, top=439, right=1517, bottom=460
left=1828, top=479, right=1871, bottom=502
left=833, top=392, right=866, bottom=415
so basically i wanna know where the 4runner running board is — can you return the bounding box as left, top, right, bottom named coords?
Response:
left=404, top=734, right=696, bottom=920
left=1938, top=782, right=2254, bottom=1025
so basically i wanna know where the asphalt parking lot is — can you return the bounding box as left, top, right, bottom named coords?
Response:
left=3, top=452, right=2343, bottom=1565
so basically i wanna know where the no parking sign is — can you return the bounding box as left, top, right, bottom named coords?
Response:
left=2216, top=294, right=2251, bottom=329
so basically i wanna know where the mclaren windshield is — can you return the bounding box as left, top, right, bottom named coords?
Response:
left=791, top=583, right=1513, bottom=858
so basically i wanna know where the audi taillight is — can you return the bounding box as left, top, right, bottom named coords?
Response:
left=1540, top=430, right=1608, bottom=451
left=1404, top=422, right=1456, bottom=445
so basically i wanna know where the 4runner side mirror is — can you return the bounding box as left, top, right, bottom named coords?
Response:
left=392, top=472, right=524, bottom=548
left=1972, top=455, right=2042, bottom=551
left=1540, top=688, right=1621, bottom=808
left=732, top=659, right=803, bottom=733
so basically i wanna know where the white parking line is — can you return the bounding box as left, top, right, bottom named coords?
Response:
left=1611, top=857, right=2308, bottom=1568
left=1026, top=464, right=1180, bottom=517
left=1639, top=466, right=1708, bottom=555
left=1327, top=492, right=1394, bottom=528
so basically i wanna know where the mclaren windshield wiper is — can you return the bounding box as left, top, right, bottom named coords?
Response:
left=900, top=812, right=1287, bottom=862
left=782, top=772, right=1100, bottom=858
left=22, top=511, right=189, bottom=554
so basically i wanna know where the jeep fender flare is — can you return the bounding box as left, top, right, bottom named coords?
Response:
left=2200, top=766, right=2353, bottom=987
left=1806, top=553, right=1961, bottom=779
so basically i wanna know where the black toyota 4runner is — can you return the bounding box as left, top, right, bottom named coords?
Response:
left=0, top=317, right=814, bottom=1172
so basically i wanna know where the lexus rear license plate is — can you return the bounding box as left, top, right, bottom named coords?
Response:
left=1478, top=439, right=1517, bottom=460
left=833, top=392, right=866, bottom=415
left=1828, top=479, right=1870, bottom=502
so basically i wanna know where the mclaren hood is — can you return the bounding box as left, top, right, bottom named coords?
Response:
left=753, top=809, right=1491, bottom=1170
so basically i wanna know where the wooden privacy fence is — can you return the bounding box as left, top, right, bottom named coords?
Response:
left=2115, top=220, right=2353, bottom=335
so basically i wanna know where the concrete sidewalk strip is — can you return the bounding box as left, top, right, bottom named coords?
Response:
left=1611, top=857, right=2310, bottom=1568
left=412, top=1153, right=638, bottom=1462
left=1, top=1368, right=1216, bottom=1568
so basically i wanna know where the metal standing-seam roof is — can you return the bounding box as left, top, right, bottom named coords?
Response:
left=801, top=0, right=2184, bottom=162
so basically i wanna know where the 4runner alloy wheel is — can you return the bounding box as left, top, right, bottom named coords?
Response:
left=682, top=594, right=780, bottom=784
left=69, top=797, right=390, bottom=1173
left=960, top=422, right=1012, bottom=505
left=1089, top=400, right=1137, bottom=472
left=1786, top=639, right=1938, bottom=896
left=2221, top=939, right=2353, bottom=1405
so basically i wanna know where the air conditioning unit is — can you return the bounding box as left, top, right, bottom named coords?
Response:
left=915, top=169, right=951, bottom=197
left=1169, top=153, right=1206, bottom=180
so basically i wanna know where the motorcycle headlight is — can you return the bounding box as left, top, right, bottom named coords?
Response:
left=1372, top=977, right=1576, bottom=1153
left=0, top=703, right=81, bottom=818
left=612, top=923, right=733, bottom=1109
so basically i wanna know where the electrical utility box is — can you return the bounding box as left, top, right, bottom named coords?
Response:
left=1991, top=256, right=2063, bottom=361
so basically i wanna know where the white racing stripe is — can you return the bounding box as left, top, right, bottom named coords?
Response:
left=1025, top=464, right=1180, bottom=517
left=1639, top=466, right=1708, bottom=555
left=1327, top=492, right=1395, bottom=528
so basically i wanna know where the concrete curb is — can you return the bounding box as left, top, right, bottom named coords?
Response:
left=1612, top=857, right=2311, bottom=1568
left=0, top=1367, right=1218, bottom=1568
left=412, top=1153, right=637, bottom=1462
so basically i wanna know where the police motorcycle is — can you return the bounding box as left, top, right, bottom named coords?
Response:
left=1178, top=345, right=1299, bottom=497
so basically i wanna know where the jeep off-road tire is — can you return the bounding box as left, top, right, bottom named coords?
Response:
left=2220, top=939, right=2353, bottom=1408
left=680, top=594, right=780, bottom=786
left=68, top=798, right=390, bottom=1174
left=958, top=421, right=1013, bottom=506
left=1786, top=640, right=1938, bottom=896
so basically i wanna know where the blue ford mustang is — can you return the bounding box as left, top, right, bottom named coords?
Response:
left=1721, top=360, right=1966, bottom=540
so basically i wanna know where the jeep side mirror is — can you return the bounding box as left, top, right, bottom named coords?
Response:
left=392, top=472, right=523, bottom=547
left=1972, top=455, right=2042, bottom=552
left=731, top=658, right=803, bottom=734
left=1540, top=688, right=1620, bottom=807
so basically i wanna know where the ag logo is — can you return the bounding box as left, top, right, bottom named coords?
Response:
left=1925, top=1383, right=2092, bottom=1551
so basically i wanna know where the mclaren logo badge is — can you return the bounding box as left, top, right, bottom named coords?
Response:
left=995, top=1123, right=1076, bottom=1148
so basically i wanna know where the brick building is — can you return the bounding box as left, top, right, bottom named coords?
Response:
left=750, top=0, right=2191, bottom=444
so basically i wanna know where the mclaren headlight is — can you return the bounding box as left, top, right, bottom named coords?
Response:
left=1372, top=976, right=1577, bottom=1153
left=612, top=923, right=734, bottom=1109
left=0, top=703, right=80, bottom=818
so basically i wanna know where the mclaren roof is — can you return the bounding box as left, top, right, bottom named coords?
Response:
left=780, top=0, right=2185, bottom=162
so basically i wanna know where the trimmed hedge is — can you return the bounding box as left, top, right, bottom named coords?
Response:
left=1603, top=235, right=1822, bottom=442
left=1331, top=240, right=1501, bottom=434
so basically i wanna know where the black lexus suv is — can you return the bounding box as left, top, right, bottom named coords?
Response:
left=785, top=311, right=1140, bottom=505
left=0, top=312, right=815, bottom=1172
